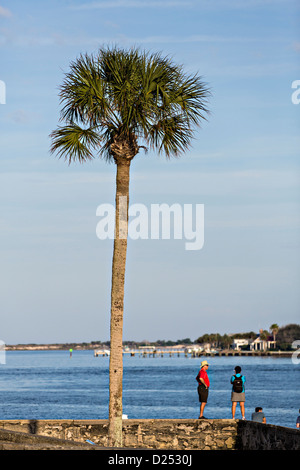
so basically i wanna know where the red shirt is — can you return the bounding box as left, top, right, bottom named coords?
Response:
left=197, top=368, right=210, bottom=388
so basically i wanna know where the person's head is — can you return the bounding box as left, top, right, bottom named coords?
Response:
left=255, top=407, right=263, bottom=412
left=200, top=360, right=209, bottom=369
left=234, top=366, right=241, bottom=374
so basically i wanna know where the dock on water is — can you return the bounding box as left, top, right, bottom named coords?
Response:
left=93, top=347, right=293, bottom=358
left=94, top=347, right=186, bottom=357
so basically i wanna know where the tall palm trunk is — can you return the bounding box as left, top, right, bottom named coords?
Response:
left=108, top=159, right=131, bottom=448
left=50, top=45, right=210, bottom=450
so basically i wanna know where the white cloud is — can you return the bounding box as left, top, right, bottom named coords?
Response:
left=294, top=42, right=300, bottom=53
left=71, top=1, right=192, bottom=9
left=71, top=0, right=290, bottom=10
left=0, top=5, right=12, bottom=17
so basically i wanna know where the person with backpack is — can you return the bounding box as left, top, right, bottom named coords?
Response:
left=230, top=366, right=246, bottom=420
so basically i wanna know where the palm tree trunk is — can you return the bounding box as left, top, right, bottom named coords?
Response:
left=108, top=159, right=131, bottom=448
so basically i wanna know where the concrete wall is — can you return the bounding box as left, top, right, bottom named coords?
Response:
left=0, top=419, right=299, bottom=450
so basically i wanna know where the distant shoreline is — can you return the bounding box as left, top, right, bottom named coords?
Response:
left=4, top=343, right=294, bottom=357
left=5, top=343, right=97, bottom=351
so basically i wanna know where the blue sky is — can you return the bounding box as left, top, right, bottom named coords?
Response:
left=0, top=0, right=299, bottom=344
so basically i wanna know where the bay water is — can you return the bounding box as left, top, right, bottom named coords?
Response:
left=0, top=350, right=299, bottom=429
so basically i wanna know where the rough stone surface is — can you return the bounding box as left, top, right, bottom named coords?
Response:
left=0, top=426, right=102, bottom=450
left=0, top=419, right=300, bottom=450
left=0, top=419, right=299, bottom=450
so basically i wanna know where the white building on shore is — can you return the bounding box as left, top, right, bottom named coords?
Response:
left=232, top=338, right=250, bottom=350
left=250, top=336, right=276, bottom=351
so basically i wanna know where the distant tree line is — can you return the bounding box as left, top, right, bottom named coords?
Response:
left=195, top=324, right=300, bottom=351
left=276, top=324, right=300, bottom=350
left=55, top=323, right=299, bottom=351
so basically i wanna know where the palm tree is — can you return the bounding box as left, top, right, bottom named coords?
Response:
left=50, top=46, right=210, bottom=447
left=259, top=329, right=269, bottom=351
left=270, top=323, right=279, bottom=344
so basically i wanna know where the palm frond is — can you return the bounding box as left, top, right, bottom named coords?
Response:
left=50, top=45, right=210, bottom=163
left=49, top=124, right=101, bottom=164
left=148, top=114, right=193, bottom=158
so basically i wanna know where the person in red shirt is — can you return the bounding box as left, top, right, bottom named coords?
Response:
left=196, top=360, right=210, bottom=418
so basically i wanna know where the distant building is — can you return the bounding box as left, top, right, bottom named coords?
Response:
left=250, top=336, right=276, bottom=351
left=138, top=346, right=156, bottom=352
left=232, top=338, right=250, bottom=350
left=185, top=344, right=203, bottom=354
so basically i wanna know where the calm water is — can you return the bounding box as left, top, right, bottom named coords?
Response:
left=0, top=350, right=299, bottom=429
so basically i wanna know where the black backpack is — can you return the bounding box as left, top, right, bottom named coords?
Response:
left=232, top=375, right=243, bottom=393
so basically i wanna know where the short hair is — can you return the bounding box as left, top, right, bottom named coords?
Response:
left=255, top=407, right=262, bottom=412
left=235, top=366, right=241, bottom=373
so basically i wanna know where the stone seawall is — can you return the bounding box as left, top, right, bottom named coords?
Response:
left=0, top=419, right=299, bottom=450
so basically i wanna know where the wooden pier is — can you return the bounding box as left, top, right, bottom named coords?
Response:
left=94, top=348, right=293, bottom=358
left=94, top=348, right=186, bottom=357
